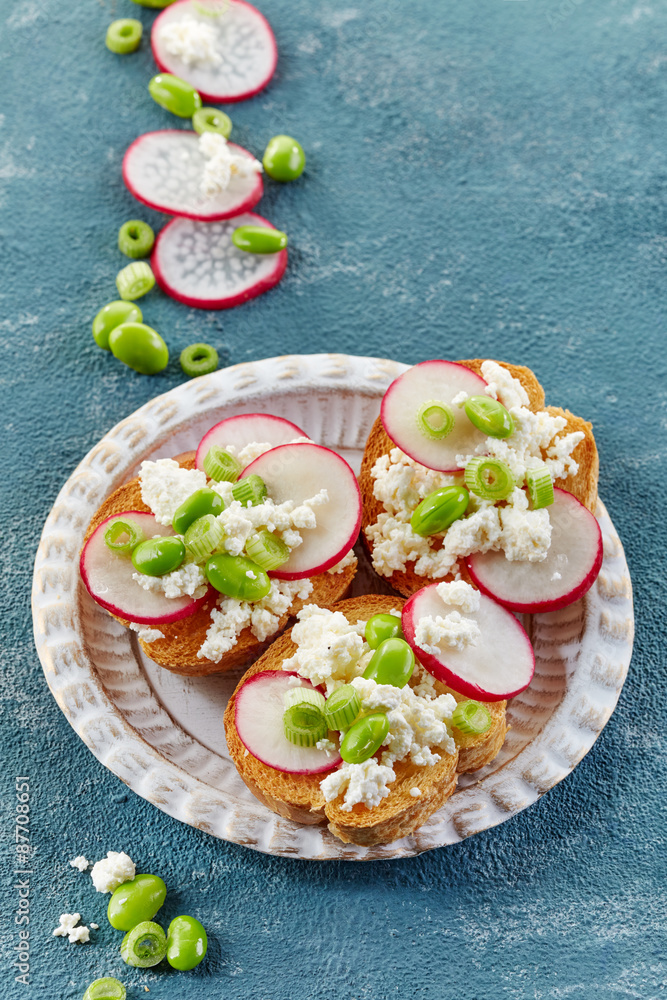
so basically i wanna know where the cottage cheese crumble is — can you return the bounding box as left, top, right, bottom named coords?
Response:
left=128, top=622, right=165, bottom=643
left=133, top=560, right=208, bottom=601
left=326, top=548, right=358, bottom=574
left=69, top=856, right=89, bottom=872
left=90, top=851, right=135, bottom=894
left=158, top=19, right=221, bottom=68
left=199, top=132, right=262, bottom=197
left=52, top=914, right=90, bottom=944
left=140, top=460, right=207, bottom=526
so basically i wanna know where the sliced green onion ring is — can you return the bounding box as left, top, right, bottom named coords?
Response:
left=283, top=687, right=326, bottom=712
left=105, top=19, right=142, bottom=54
left=184, top=514, right=224, bottom=563
left=104, top=518, right=145, bottom=555
left=323, top=684, right=360, bottom=731
left=416, top=400, right=455, bottom=441
left=116, top=261, right=155, bottom=301
left=203, top=446, right=241, bottom=483
left=283, top=703, right=327, bottom=747
left=245, top=529, right=290, bottom=571
left=118, top=220, right=155, bottom=259
left=120, top=921, right=167, bottom=968
left=83, top=977, right=127, bottom=1000
left=231, top=474, right=267, bottom=507
left=525, top=465, right=555, bottom=509
left=464, top=456, right=514, bottom=501
left=192, top=106, right=232, bottom=137
left=180, top=342, right=219, bottom=378
left=451, top=700, right=492, bottom=735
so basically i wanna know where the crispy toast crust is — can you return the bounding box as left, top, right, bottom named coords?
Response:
left=82, top=453, right=357, bottom=677
left=360, top=359, right=599, bottom=599
left=223, top=595, right=508, bottom=846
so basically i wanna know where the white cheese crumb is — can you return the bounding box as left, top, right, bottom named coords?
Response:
left=451, top=390, right=469, bottom=407
left=414, top=611, right=481, bottom=654
left=326, top=548, right=358, bottom=574
left=128, top=622, right=165, bottom=643
left=90, top=923, right=99, bottom=930
left=139, top=459, right=207, bottom=525
left=199, top=132, right=262, bottom=197
left=282, top=606, right=368, bottom=694
left=410, top=787, right=422, bottom=798
left=90, top=851, right=136, bottom=894
left=158, top=19, right=221, bottom=68
left=320, top=759, right=396, bottom=811
left=69, top=856, right=89, bottom=872
left=435, top=580, right=481, bottom=614
left=551, top=571, right=562, bottom=581
left=52, top=914, right=90, bottom=944
left=133, top=560, right=207, bottom=601
left=315, top=738, right=337, bottom=754
left=481, top=360, right=530, bottom=409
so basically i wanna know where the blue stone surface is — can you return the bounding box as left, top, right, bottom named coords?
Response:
left=1, top=0, right=665, bottom=996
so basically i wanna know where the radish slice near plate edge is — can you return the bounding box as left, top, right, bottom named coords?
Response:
left=381, top=360, right=489, bottom=473
left=242, top=443, right=362, bottom=580
left=80, top=511, right=210, bottom=625
left=123, top=130, right=263, bottom=222
left=195, top=414, right=307, bottom=471
left=402, top=583, right=535, bottom=702
left=152, top=212, right=287, bottom=309
left=235, top=671, right=341, bottom=774
left=152, top=0, right=278, bottom=104
left=466, top=488, right=603, bottom=614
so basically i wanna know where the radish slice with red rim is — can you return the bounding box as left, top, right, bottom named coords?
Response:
left=195, top=414, right=307, bottom=471
left=235, top=671, right=341, bottom=774
left=80, top=511, right=209, bottom=625
left=466, top=488, right=603, bottom=613
left=152, top=212, right=287, bottom=309
left=123, top=130, right=263, bottom=222
left=381, top=360, right=489, bottom=473
left=151, top=0, right=277, bottom=103
left=242, top=443, right=362, bottom=580
left=402, top=583, right=535, bottom=702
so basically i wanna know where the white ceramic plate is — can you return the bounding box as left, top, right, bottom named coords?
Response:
left=32, top=354, right=634, bottom=860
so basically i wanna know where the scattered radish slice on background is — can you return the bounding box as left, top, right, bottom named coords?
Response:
left=152, top=0, right=278, bottom=103
left=466, top=488, right=603, bottom=613
left=402, top=583, right=535, bottom=701
left=152, top=212, right=287, bottom=308
left=381, top=360, right=489, bottom=473
left=80, top=512, right=209, bottom=625
left=123, top=131, right=263, bottom=222
left=195, top=414, right=307, bottom=471
left=242, top=443, right=362, bottom=579
left=235, top=671, right=341, bottom=774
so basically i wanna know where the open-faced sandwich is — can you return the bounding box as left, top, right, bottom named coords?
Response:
left=79, top=414, right=361, bottom=676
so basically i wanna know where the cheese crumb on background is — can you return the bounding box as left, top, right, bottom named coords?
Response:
left=52, top=914, right=90, bottom=944
left=69, top=856, right=89, bottom=872
left=90, top=851, right=135, bottom=894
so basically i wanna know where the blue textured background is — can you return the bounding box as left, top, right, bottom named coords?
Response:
left=1, top=0, right=666, bottom=996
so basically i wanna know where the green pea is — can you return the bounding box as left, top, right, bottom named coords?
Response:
left=108, top=874, right=167, bottom=932
left=205, top=553, right=271, bottom=601
left=363, top=637, right=415, bottom=688
left=172, top=488, right=224, bottom=535
left=148, top=73, right=202, bottom=118
left=92, top=301, right=142, bottom=350
left=83, top=978, right=126, bottom=1000
left=166, top=915, right=208, bottom=971
left=410, top=486, right=470, bottom=537
left=131, top=536, right=185, bottom=577
left=262, top=134, right=306, bottom=182
left=108, top=322, right=169, bottom=375
left=464, top=395, right=514, bottom=439
left=340, top=712, right=389, bottom=764
left=192, top=106, right=232, bottom=138
left=364, top=613, right=404, bottom=649
left=231, top=225, right=288, bottom=255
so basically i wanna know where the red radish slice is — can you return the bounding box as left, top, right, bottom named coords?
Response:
left=123, top=130, right=263, bottom=222
left=381, top=360, right=489, bottom=473
left=195, top=413, right=307, bottom=471
left=402, top=584, right=534, bottom=701
left=243, top=444, right=362, bottom=580
left=80, top=511, right=209, bottom=625
left=466, top=488, right=603, bottom=613
left=152, top=212, right=287, bottom=309
left=235, top=671, right=341, bottom=774
left=152, top=0, right=277, bottom=104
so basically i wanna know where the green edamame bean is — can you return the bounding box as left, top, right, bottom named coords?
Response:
left=192, top=107, right=232, bottom=138
left=340, top=712, right=389, bottom=764
left=205, top=553, right=271, bottom=601
left=363, top=637, right=415, bottom=688
left=131, top=536, right=185, bottom=577
left=172, top=488, right=225, bottom=535
left=108, top=323, right=169, bottom=375
left=364, top=613, right=404, bottom=649
left=410, top=486, right=470, bottom=537
left=82, top=978, right=126, bottom=1000
left=120, top=921, right=166, bottom=968
left=148, top=73, right=202, bottom=118
left=262, top=135, right=305, bottom=182
left=108, top=874, right=167, bottom=931
left=166, top=915, right=208, bottom=971
left=131, top=0, right=176, bottom=7
left=92, top=301, right=142, bottom=350
left=464, top=395, right=514, bottom=439
left=231, top=226, right=288, bottom=254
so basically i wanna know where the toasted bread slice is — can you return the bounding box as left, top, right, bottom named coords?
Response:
left=82, top=453, right=357, bottom=677
left=223, top=595, right=507, bottom=846
left=360, top=359, right=599, bottom=599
